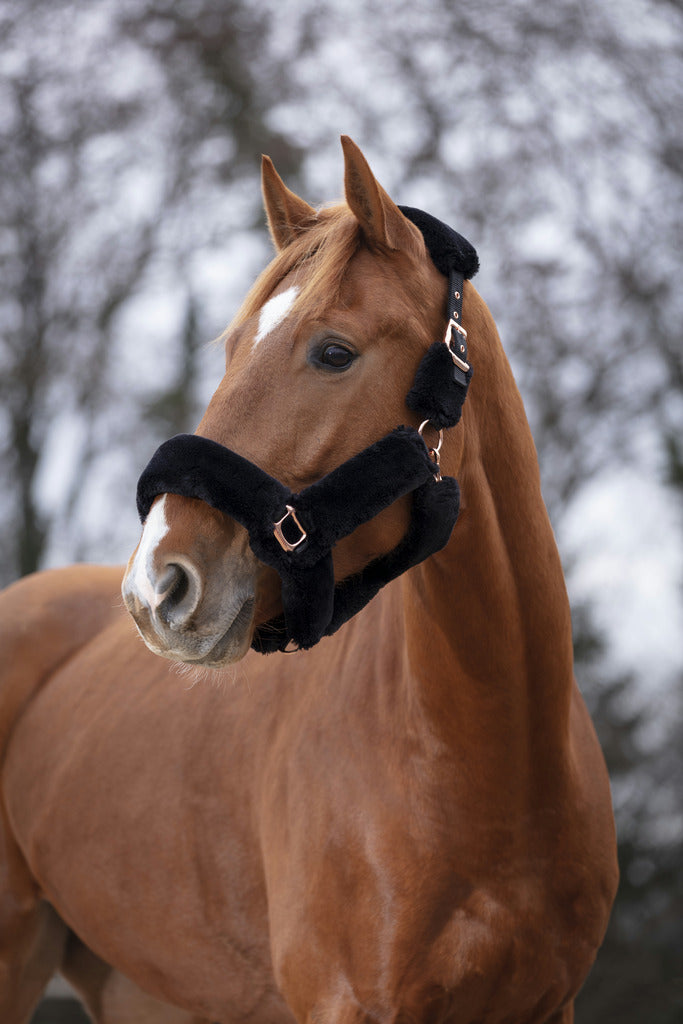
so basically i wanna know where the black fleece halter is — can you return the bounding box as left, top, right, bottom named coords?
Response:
left=136, top=208, right=478, bottom=653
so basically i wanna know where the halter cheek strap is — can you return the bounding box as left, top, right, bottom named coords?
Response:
left=399, top=205, right=476, bottom=430
left=135, top=207, right=478, bottom=653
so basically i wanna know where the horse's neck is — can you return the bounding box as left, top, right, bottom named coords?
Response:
left=401, top=303, right=574, bottom=799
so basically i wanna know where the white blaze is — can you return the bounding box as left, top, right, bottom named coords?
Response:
left=253, top=286, right=299, bottom=348
left=130, top=495, right=169, bottom=607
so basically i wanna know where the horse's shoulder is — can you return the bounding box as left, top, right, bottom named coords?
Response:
left=0, top=565, right=125, bottom=754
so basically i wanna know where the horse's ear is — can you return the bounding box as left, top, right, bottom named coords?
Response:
left=341, top=135, right=421, bottom=255
left=262, top=155, right=317, bottom=251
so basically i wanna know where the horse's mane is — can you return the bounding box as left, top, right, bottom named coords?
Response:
left=228, top=204, right=362, bottom=333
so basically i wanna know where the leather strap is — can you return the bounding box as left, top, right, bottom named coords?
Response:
left=447, top=268, right=468, bottom=384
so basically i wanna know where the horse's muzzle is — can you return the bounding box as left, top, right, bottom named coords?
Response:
left=121, top=497, right=259, bottom=666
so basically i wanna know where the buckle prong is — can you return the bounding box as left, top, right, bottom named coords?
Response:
left=274, top=504, right=308, bottom=552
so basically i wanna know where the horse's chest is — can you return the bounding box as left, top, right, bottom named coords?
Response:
left=268, top=834, right=572, bottom=1024
left=259, top=724, right=577, bottom=1022
left=277, top=915, right=571, bottom=1024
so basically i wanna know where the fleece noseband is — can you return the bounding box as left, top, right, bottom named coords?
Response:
left=136, top=207, right=478, bottom=653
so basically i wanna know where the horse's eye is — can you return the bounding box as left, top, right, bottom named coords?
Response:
left=317, top=342, right=356, bottom=371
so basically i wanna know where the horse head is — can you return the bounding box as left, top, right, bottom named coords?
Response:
left=122, top=137, right=469, bottom=666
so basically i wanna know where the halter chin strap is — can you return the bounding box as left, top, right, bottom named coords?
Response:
left=135, top=207, right=478, bottom=653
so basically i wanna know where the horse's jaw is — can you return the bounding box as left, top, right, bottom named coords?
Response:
left=121, top=495, right=261, bottom=667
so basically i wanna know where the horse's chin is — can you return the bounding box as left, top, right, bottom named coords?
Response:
left=133, top=595, right=255, bottom=667
left=173, top=596, right=256, bottom=667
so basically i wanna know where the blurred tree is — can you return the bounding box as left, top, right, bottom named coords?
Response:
left=0, top=2, right=168, bottom=579
left=117, top=0, right=304, bottom=182
left=572, top=604, right=683, bottom=1021
left=0, top=0, right=304, bottom=585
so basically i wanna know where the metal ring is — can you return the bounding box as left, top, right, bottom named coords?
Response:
left=418, top=419, right=443, bottom=455
left=418, top=420, right=444, bottom=482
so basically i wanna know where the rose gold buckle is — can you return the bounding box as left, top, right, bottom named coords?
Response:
left=444, top=318, right=469, bottom=373
left=273, top=505, right=308, bottom=552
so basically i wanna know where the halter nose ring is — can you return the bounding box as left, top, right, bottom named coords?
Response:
left=273, top=504, right=308, bottom=552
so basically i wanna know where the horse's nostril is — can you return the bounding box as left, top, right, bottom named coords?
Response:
left=156, top=561, right=201, bottom=629
left=165, top=563, right=189, bottom=604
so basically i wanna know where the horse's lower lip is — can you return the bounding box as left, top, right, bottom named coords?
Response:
left=197, top=595, right=255, bottom=665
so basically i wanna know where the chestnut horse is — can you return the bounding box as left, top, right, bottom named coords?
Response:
left=0, top=137, right=617, bottom=1024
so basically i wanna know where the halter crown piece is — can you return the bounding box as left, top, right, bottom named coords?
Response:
left=136, top=208, right=478, bottom=652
